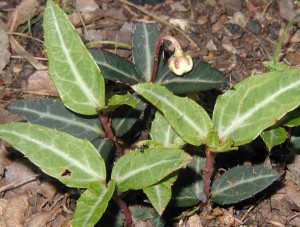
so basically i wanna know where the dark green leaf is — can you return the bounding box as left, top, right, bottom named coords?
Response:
left=171, top=156, right=205, bottom=207
left=156, top=59, right=226, bottom=94
left=132, top=207, right=165, bottom=227
left=211, top=166, right=279, bottom=205
left=132, top=22, right=160, bottom=82
left=278, top=110, right=300, bottom=127
left=7, top=98, right=105, bottom=140
left=90, top=49, right=140, bottom=85
left=111, top=93, right=147, bottom=137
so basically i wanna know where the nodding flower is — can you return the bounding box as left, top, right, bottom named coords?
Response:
left=168, top=49, right=193, bottom=76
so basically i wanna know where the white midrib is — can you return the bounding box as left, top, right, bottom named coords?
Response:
left=144, top=25, right=152, bottom=82
left=143, top=87, right=205, bottom=137
left=219, top=79, right=300, bottom=139
left=213, top=174, right=276, bottom=195
left=99, top=62, right=139, bottom=82
left=50, top=7, right=99, bottom=106
left=116, top=158, right=178, bottom=183
left=6, top=130, right=102, bottom=181
left=14, top=107, right=102, bottom=135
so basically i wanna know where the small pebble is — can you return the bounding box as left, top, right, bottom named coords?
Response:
left=246, top=19, right=262, bottom=35
left=226, top=23, right=244, bottom=36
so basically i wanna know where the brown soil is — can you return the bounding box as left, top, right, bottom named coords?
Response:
left=1, top=0, right=300, bottom=226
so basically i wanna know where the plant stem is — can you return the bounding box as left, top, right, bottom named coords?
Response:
left=150, top=35, right=182, bottom=83
left=113, top=193, right=132, bottom=227
left=201, top=147, right=216, bottom=208
left=99, top=112, right=123, bottom=156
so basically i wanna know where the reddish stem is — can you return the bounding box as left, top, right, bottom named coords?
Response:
left=150, top=35, right=182, bottom=83
left=113, top=193, right=133, bottom=227
left=99, top=112, right=123, bottom=156
left=201, top=147, right=216, bottom=208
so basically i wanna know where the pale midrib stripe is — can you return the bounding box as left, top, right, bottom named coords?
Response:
left=219, top=80, right=300, bottom=139
left=213, top=174, right=276, bottom=195
left=98, top=61, right=139, bottom=82
left=83, top=189, right=107, bottom=226
left=14, top=107, right=102, bottom=135
left=144, top=88, right=205, bottom=137
left=154, top=185, right=162, bottom=209
left=164, top=125, right=172, bottom=147
left=6, top=130, right=101, bottom=181
left=50, top=7, right=99, bottom=106
left=163, top=78, right=222, bottom=84
left=144, top=25, right=152, bottom=82
left=116, top=158, right=178, bottom=183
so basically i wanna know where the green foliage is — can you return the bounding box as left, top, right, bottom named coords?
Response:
left=111, top=148, right=192, bottom=192
left=73, top=180, right=115, bottom=227
left=132, top=83, right=212, bottom=146
left=1, top=0, right=300, bottom=225
left=0, top=123, right=106, bottom=191
left=43, top=0, right=105, bottom=115
left=260, top=127, right=288, bottom=151
left=213, top=69, right=300, bottom=147
left=211, top=166, right=279, bottom=205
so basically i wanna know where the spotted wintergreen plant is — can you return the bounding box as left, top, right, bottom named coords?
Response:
left=0, top=1, right=195, bottom=226
left=133, top=66, right=300, bottom=206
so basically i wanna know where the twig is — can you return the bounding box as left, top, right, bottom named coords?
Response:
left=118, top=0, right=198, bottom=48
left=0, top=175, right=37, bottom=194
left=73, top=0, right=87, bottom=35
left=7, top=32, right=44, bottom=43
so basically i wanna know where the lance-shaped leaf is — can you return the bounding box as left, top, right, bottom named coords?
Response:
left=143, top=172, right=178, bottom=215
left=171, top=155, right=205, bottom=207
left=7, top=99, right=105, bottom=140
left=132, top=83, right=212, bottom=146
left=260, top=127, right=288, bottom=151
left=0, top=123, right=106, bottom=190
left=111, top=148, right=192, bottom=192
left=44, top=0, right=105, bottom=115
left=111, top=93, right=147, bottom=137
left=132, top=22, right=160, bottom=82
left=90, top=49, right=140, bottom=85
left=73, top=180, right=115, bottom=227
left=211, top=166, right=279, bottom=205
left=151, top=111, right=185, bottom=148
left=155, top=59, right=226, bottom=94
left=213, top=69, right=300, bottom=147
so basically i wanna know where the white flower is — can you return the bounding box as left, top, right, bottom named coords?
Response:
left=168, top=50, right=193, bottom=76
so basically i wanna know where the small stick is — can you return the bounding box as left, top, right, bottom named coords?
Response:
left=112, top=193, right=133, bottom=227
left=118, top=0, right=198, bottom=48
left=0, top=175, right=37, bottom=194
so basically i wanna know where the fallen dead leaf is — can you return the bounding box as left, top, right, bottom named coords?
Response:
left=24, top=208, right=62, bottom=227
left=7, top=0, right=41, bottom=32
left=3, top=194, right=30, bottom=227
left=25, top=71, right=58, bottom=96
left=10, top=36, right=47, bottom=71
left=0, top=30, right=11, bottom=76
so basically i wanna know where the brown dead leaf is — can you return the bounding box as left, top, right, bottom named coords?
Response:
left=4, top=159, right=38, bottom=195
left=25, top=71, right=58, bottom=96
left=24, top=208, right=62, bottom=227
left=9, top=36, right=47, bottom=71
left=3, top=194, right=30, bottom=227
left=0, top=30, right=11, bottom=76
left=7, top=0, right=41, bottom=32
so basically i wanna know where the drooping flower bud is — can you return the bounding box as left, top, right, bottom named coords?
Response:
left=168, top=49, right=193, bottom=76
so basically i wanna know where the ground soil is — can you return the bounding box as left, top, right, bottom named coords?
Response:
left=1, top=0, right=300, bottom=226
